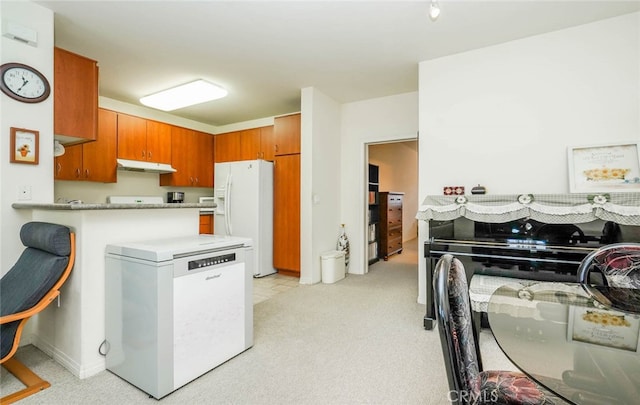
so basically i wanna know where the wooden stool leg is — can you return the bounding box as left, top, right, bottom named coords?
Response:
left=1, top=357, right=51, bottom=404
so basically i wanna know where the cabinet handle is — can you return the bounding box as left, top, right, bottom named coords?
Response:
left=56, top=163, right=61, bottom=174
left=195, top=177, right=199, bottom=184
left=142, top=150, right=146, bottom=158
left=190, top=176, right=194, bottom=185
left=275, top=144, right=278, bottom=152
left=75, top=168, right=81, bottom=178
left=85, top=169, right=90, bottom=178
left=147, top=151, right=152, bottom=160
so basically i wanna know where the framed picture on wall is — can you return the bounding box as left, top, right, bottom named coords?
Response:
left=10, top=127, right=39, bottom=165
left=568, top=141, right=640, bottom=193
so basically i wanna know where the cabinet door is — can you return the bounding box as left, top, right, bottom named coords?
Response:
left=273, top=154, right=301, bottom=274
left=117, top=113, right=147, bottom=161
left=54, top=144, right=83, bottom=180
left=199, top=214, right=214, bottom=234
left=160, top=126, right=194, bottom=187
left=239, top=128, right=261, bottom=160
left=195, top=131, right=214, bottom=188
left=54, top=47, right=98, bottom=142
left=274, top=113, right=300, bottom=155
left=146, top=120, right=172, bottom=164
left=214, top=132, right=242, bottom=162
left=83, top=109, right=117, bottom=182
left=260, top=126, right=275, bottom=161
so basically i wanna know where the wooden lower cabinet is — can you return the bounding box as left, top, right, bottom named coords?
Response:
left=273, top=153, right=300, bottom=276
left=199, top=213, right=214, bottom=234
left=379, top=192, right=404, bottom=260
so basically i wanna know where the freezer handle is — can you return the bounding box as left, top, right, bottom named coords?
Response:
left=225, top=172, right=232, bottom=235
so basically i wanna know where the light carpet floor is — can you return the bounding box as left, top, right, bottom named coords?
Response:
left=1, top=238, right=514, bottom=404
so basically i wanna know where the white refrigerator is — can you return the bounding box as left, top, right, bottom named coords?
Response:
left=214, top=159, right=276, bottom=277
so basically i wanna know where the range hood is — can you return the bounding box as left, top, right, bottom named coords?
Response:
left=116, top=159, right=176, bottom=173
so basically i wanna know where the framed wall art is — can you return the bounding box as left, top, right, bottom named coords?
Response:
left=10, top=127, right=39, bottom=165
left=568, top=141, right=640, bottom=193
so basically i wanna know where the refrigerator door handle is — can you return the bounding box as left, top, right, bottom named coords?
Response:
left=225, top=172, right=232, bottom=235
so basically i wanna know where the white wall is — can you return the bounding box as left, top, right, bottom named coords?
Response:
left=340, top=92, right=419, bottom=276
left=300, top=87, right=342, bottom=284
left=369, top=141, right=419, bottom=242
left=417, top=12, right=640, bottom=304
left=0, top=2, right=54, bottom=274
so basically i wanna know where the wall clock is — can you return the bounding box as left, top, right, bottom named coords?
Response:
left=1, top=62, right=51, bottom=103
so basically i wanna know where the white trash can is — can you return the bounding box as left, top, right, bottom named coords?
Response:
left=320, top=250, right=346, bottom=284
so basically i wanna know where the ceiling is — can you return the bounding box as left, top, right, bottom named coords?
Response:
left=35, top=1, right=640, bottom=127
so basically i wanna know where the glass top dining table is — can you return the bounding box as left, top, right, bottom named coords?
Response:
left=487, top=282, right=640, bottom=405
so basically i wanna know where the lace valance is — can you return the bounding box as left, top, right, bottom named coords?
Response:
left=416, top=193, right=640, bottom=226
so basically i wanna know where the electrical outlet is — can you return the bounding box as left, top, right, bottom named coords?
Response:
left=18, top=185, right=32, bottom=201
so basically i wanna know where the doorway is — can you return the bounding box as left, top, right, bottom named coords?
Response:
left=366, top=140, right=419, bottom=271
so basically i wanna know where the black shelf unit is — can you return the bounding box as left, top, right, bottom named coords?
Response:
left=368, top=164, right=380, bottom=264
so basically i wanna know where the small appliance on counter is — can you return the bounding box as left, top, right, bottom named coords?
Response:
left=167, top=192, right=185, bottom=203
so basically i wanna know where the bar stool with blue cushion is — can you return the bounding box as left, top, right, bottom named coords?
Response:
left=434, top=254, right=567, bottom=405
left=0, top=222, right=75, bottom=404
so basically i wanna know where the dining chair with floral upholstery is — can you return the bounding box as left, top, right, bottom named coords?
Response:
left=577, top=243, right=640, bottom=313
left=433, top=254, right=567, bottom=405
left=577, top=243, right=640, bottom=288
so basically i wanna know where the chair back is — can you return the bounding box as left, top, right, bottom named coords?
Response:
left=434, top=254, right=483, bottom=403
left=1, top=222, right=75, bottom=362
left=577, top=243, right=640, bottom=288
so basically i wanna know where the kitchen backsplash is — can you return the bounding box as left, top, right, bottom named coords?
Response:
left=54, top=170, right=213, bottom=203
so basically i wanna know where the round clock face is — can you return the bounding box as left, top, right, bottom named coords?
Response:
left=1, top=63, right=51, bottom=103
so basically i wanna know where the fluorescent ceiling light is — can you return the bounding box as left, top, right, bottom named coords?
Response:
left=140, top=79, right=227, bottom=111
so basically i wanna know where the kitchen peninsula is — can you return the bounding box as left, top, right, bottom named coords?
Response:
left=12, top=201, right=215, bottom=378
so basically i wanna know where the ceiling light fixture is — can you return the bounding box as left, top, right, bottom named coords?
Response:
left=139, top=79, right=227, bottom=111
left=429, top=0, right=441, bottom=21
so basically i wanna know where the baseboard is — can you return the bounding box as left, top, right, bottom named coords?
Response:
left=30, top=335, right=105, bottom=379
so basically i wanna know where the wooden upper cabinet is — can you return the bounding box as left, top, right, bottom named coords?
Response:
left=161, top=126, right=192, bottom=186
left=214, top=125, right=275, bottom=162
left=54, top=47, right=99, bottom=143
left=214, top=132, right=242, bottom=163
left=274, top=113, right=300, bottom=155
left=160, top=127, right=214, bottom=188
left=195, top=131, right=214, bottom=188
left=54, top=108, right=117, bottom=183
left=239, top=128, right=261, bottom=160
left=260, top=126, right=275, bottom=161
left=54, top=144, right=83, bottom=180
left=83, top=109, right=117, bottom=182
left=145, top=120, right=172, bottom=164
left=117, top=113, right=146, bottom=160
left=117, top=113, right=171, bottom=163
